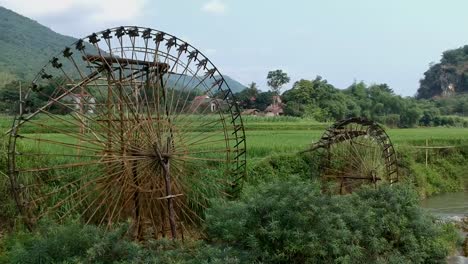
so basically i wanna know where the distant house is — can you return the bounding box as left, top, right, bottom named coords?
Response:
left=241, top=109, right=260, bottom=116
left=189, top=95, right=225, bottom=113
left=264, top=95, right=284, bottom=116
left=62, top=92, right=96, bottom=114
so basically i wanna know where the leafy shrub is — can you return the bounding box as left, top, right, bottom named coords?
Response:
left=144, top=239, right=250, bottom=264
left=206, top=178, right=460, bottom=263
left=0, top=220, right=249, bottom=264
left=0, top=221, right=141, bottom=264
left=246, top=152, right=321, bottom=187
left=397, top=145, right=466, bottom=197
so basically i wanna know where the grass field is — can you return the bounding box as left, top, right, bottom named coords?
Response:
left=246, top=127, right=468, bottom=152
left=2, top=114, right=468, bottom=160
left=242, top=116, right=468, bottom=160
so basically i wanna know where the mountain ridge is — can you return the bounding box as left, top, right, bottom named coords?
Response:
left=417, top=45, right=468, bottom=98
left=0, top=6, right=246, bottom=93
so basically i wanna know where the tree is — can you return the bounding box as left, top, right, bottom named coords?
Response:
left=234, top=82, right=260, bottom=109
left=254, top=91, right=274, bottom=110
left=247, top=82, right=258, bottom=91
left=399, top=100, right=422, bottom=128
left=266, top=69, right=290, bottom=96
left=0, top=80, right=20, bottom=113
left=282, top=77, right=358, bottom=120
left=282, top=79, right=315, bottom=105
left=419, top=107, right=440, bottom=126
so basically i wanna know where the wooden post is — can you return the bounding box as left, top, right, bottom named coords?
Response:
left=18, top=81, right=22, bottom=115
left=425, top=139, right=429, bottom=167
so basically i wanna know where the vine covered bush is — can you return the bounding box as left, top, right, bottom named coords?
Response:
left=206, top=178, right=460, bottom=263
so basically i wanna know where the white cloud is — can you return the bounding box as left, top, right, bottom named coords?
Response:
left=0, top=0, right=74, bottom=16
left=201, top=0, right=226, bottom=15
left=0, top=0, right=148, bottom=23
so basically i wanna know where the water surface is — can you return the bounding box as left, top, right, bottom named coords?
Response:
left=421, top=192, right=468, bottom=217
left=421, top=192, right=467, bottom=263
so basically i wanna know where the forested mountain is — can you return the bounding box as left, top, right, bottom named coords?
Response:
left=0, top=6, right=78, bottom=82
left=0, top=6, right=246, bottom=92
left=417, top=45, right=468, bottom=99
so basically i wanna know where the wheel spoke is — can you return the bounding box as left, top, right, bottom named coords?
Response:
left=9, top=27, right=246, bottom=239
left=317, top=117, right=398, bottom=194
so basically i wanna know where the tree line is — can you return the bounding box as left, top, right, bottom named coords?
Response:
left=235, top=70, right=468, bottom=128
left=2, top=70, right=468, bottom=127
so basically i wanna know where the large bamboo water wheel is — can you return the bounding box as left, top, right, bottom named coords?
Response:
left=7, top=26, right=246, bottom=239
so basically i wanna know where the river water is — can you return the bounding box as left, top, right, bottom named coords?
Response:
left=421, top=192, right=467, bottom=264
left=421, top=192, right=468, bottom=217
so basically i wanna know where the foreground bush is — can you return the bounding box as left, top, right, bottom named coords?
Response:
left=0, top=222, right=139, bottom=263
left=0, top=178, right=460, bottom=263
left=206, top=179, right=460, bottom=263
left=0, top=221, right=249, bottom=264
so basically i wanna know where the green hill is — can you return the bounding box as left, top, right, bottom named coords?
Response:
left=166, top=74, right=246, bottom=94
left=221, top=75, right=247, bottom=93
left=0, top=6, right=78, bottom=82
left=0, top=6, right=246, bottom=93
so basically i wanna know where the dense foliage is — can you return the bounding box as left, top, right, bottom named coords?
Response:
left=0, top=180, right=460, bottom=264
left=206, top=179, right=460, bottom=264
left=0, top=221, right=248, bottom=264
left=0, top=79, right=73, bottom=114
left=398, top=144, right=468, bottom=197
left=233, top=45, right=468, bottom=128
left=235, top=76, right=468, bottom=128
left=283, top=77, right=468, bottom=127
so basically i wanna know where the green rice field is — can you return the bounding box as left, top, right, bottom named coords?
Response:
left=2, top=114, right=468, bottom=161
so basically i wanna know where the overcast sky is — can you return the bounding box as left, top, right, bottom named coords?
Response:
left=1, top=0, right=468, bottom=96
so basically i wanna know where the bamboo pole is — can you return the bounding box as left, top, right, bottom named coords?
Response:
left=19, top=81, right=22, bottom=115
left=425, top=139, right=428, bottom=167
left=411, top=146, right=455, bottom=149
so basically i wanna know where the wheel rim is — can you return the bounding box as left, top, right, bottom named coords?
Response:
left=8, top=26, right=247, bottom=239
left=311, top=117, right=398, bottom=194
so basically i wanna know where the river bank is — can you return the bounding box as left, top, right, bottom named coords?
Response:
left=421, top=192, right=468, bottom=262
